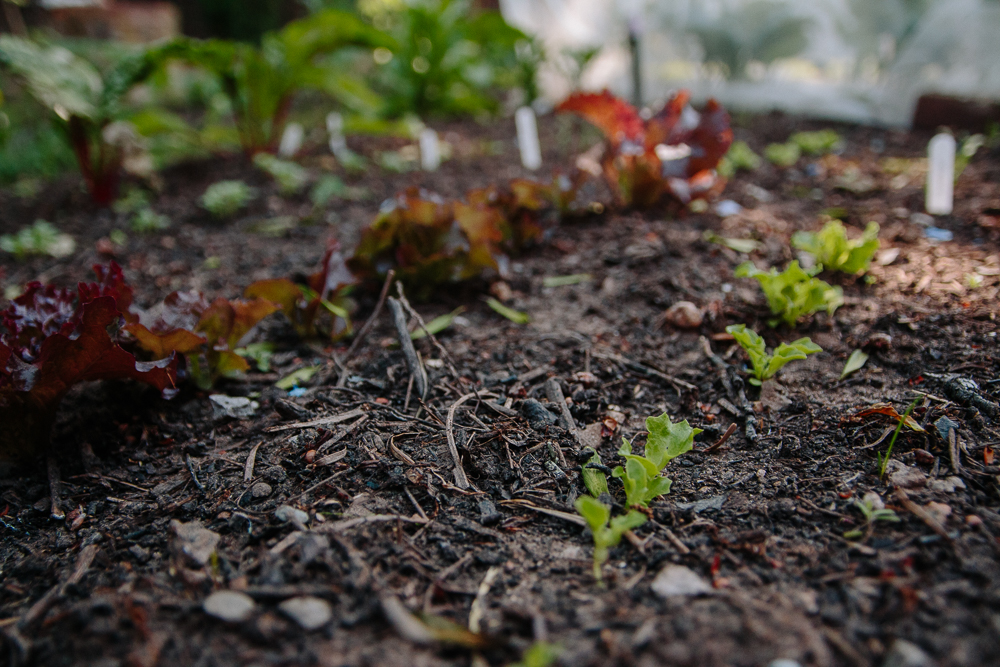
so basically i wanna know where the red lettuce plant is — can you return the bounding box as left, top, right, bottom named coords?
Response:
left=556, top=89, right=732, bottom=209
left=0, top=264, right=178, bottom=462
left=244, top=240, right=356, bottom=341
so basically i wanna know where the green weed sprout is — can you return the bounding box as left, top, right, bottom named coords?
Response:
left=201, top=180, right=255, bottom=218
left=130, top=208, right=170, bottom=233
left=718, top=140, right=761, bottom=177
left=574, top=495, right=646, bottom=583
left=613, top=413, right=699, bottom=508
left=253, top=153, right=309, bottom=195
left=878, top=397, right=920, bottom=479
left=0, top=220, right=75, bottom=259
left=735, top=260, right=843, bottom=327
left=726, top=324, right=821, bottom=386
left=792, top=220, right=879, bottom=275
left=764, top=142, right=801, bottom=167
left=509, top=641, right=561, bottom=667
left=843, top=494, right=899, bottom=541
left=790, top=129, right=842, bottom=156
left=581, top=447, right=609, bottom=498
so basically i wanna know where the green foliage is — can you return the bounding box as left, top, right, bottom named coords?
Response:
left=790, top=129, right=842, bottom=156
left=792, top=220, right=880, bottom=275
left=725, top=324, right=821, bottom=386
left=843, top=495, right=900, bottom=540
left=253, top=153, right=309, bottom=195
left=201, top=180, right=256, bottom=218
left=370, top=0, right=536, bottom=118
left=878, top=397, right=920, bottom=479
left=717, top=140, right=761, bottom=177
left=764, top=141, right=801, bottom=167
left=735, top=260, right=843, bottom=327
left=840, top=349, right=869, bottom=380
left=581, top=447, right=609, bottom=498
left=955, top=133, right=984, bottom=182
left=0, top=220, right=75, bottom=259
left=509, top=641, right=561, bottom=667
left=153, top=9, right=391, bottom=155
left=574, top=494, right=647, bottom=583
left=130, top=208, right=171, bottom=233
left=612, top=413, right=699, bottom=508
left=486, top=297, right=529, bottom=324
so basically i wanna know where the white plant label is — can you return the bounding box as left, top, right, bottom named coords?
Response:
left=278, top=122, right=304, bottom=157
left=515, top=106, right=542, bottom=170
left=419, top=128, right=441, bottom=171
left=326, top=112, right=346, bottom=155
left=926, top=133, right=955, bottom=215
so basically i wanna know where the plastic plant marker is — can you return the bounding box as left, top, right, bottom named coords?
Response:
left=278, top=122, right=304, bottom=157
left=515, top=106, right=542, bottom=170
left=419, top=128, right=441, bottom=171
left=926, top=133, right=955, bottom=215
left=326, top=112, right=346, bottom=154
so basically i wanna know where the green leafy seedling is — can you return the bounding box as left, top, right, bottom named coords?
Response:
left=764, top=142, right=801, bottom=167
left=130, top=208, right=170, bottom=233
left=843, top=495, right=899, bottom=541
left=0, top=220, right=75, bottom=259
left=735, top=260, right=843, bottom=327
left=487, top=297, right=529, bottom=324
left=254, top=153, right=309, bottom=195
left=581, top=447, right=609, bottom=498
left=840, top=349, right=869, bottom=380
left=509, top=641, right=561, bottom=667
left=717, top=140, right=761, bottom=178
left=574, top=495, right=646, bottom=583
left=790, top=129, right=842, bottom=156
left=878, top=397, right=920, bottom=479
left=612, top=413, right=700, bottom=508
left=201, top=180, right=256, bottom=218
left=726, top=324, right=821, bottom=386
left=792, top=220, right=879, bottom=275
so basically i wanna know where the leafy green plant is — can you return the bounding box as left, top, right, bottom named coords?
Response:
left=0, top=220, right=75, bottom=259
left=735, top=260, right=843, bottom=327
left=613, top=413, right=699, bottom=508
left=717, top=140, right=761, bottom=177
left=574, top=494, right=646, bottom=583
left=764, top=141, right=801, bottom=167
left=130, top=208, right=170, bottom=233
left=154, top=9, right=390, bottom=156
left=878, top=397, right=920, bottom=479
left=792, top=220, right=880, bottom=275
left=253, top=153, right=309, bottom=195
left=509, top=641, right=561, bottom=667
left=201, top=180, right=256, bottom=218
left=581, top=447, right=609, bottom=498
left=843, top=494, right=900, bottom=541
left=790, top=129, right=842, bottom=156
left=556, top=89, right=733, bottom=209
left=955, top=133, right=984, bottom=182
left=725, top=324, right=821, bottom=386
left=0, top=36, right=158, bottom=205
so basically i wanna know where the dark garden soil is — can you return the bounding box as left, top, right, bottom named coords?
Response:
left=1, top=113, right=1000, bottom=667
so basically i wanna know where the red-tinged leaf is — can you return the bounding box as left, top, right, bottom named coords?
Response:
left=227, top=298, right=280, bottom=349
left=679, top=98, right=733, bottom=176
left=508, top=179, right=552, bottom=211
left=211, top=350, right=250, bottom=378
left=606, top=153, right=666, bottom=209
left=195, top=297, right=235, bottom=347
left=244, top=278, right=303, bottom=319
left=985, top=446, right=994, bottom=465
left=125, top=323, right=206, bottom=359
left=454, top=202, right=504, bottom=247
left=157, top=290, right=210, bottom=332
left=556, top=90, right=644, bottom=147
left=306, top=239, right=357, bottom=299
left=644, top=89, right=689, bottom=148
left=854, top=403, right=926, bottom=432
left=79, top=262, right=136, bottom=321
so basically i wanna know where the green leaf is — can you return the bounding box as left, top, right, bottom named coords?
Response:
left=276, top=366, right=319, bottom=390
left=790, top=129, right=842, bottom=156
left=764, top=337, right=822, bottom=380
left=703, top=230, right=761, bottom=253
left=0, top=36, right=102, bottom=120
left=410, top=306, right=465, bottom=340
left=792, top=220, right=879, bottom=275
left=543, top=274, right=592, bottom=287
left=574, top=494, right=610, bottom=534
left=235, top=342, right=275, bottom=372
left=728, top=324, right=821, bottom=383
left=486, top=297, right=529, bottom=324
left=735, top=260, right=843, bottom=327
left=764, top=142, right=800, bottom=167
left=840, top=349, right=869, bottom=380
left=725, top=324, right=767, bottom=381
left=608, top=509, right=647, bottom=537
left=581, top=448, right=608, bottom=498
left=644, top=413, right=701, bottom=469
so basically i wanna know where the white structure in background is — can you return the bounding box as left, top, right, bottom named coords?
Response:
left=419, top=128, right=441, bottom=171
left=500, top=0, right=1000, bottom=126
left=515, top=106, right=543, bottom=170
left=278, top=123, right=304, bottom=158
left=326, top=112, right=346, bottom=155
left=926, top=133, right=956, bottom=215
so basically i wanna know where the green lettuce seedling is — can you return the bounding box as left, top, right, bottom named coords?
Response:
left=0, top=220, right=75, bottom=259
left=717, top=140, right=761, bottom=177
left=726, top=324, right=821, bottom=386
left=735, top=260, right=843, bottom=327
left=253, top=153, right=309, bottom=195
left=843, top=495, right=899, bottom=541
left=574, top=495, right=646, bottom=583
left=792, top=220, right=879, bottom=274
left=613, top=413, right=700, bottom=508
left=201, top=180, right=256, bottom=218
left=764, top=142, right=800, bottom=167
left=581, top=447, right=609, bottom=498
left=790, top=129, right=842, bottom=156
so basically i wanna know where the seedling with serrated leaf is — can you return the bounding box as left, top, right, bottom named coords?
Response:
left=726, top=324, right=821, bottom=386
left=735, top=260, right=843, bottom=327
left=792, top=220, right=879, bottom=275
left=581, top=447, right=609, bottom=498
left=201, top=180, right=256, bottom=218
left=612, top=413, right=700, bottom=508
left=843, top=493, right=899, bottom=541
left=574, top=494, right=647, bottom=583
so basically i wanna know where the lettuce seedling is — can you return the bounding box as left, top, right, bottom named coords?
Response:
left=574, top=494, right=647, bottom=583
left=717, top=140, right=761, bottom=178
left=1, top=263, right=178, bottom=462
left=581, top=447, right=609, bottom=498
left=245, top=240, right=355, bottom=341
left=725, top=324, right=821, bottom=386
left=556, top=89, right=732, bottom=209
left=790, top=129, right=842, bottom=156
left=130, top=208, right=170, bottom=234
left=764, top=142, right=801, bottom=167
left=0, top=220, right=75, bottom=259
left=791, top=220, right=880, bottom=275
left=613, top=413, right=700, bottom=508
left=735, top=260, right=843, bottom=327
left=843, top=494, right=899, bottom=541
left=201, top=180, right=256, bottom=218
left=253, top=153, right=309, bottom=195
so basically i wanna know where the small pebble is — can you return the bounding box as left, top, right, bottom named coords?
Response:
left=278, top=596, right=332, bottom=631
left=209, top=395, right=258, bottom=420
left=714, top=199, right=742, bottom=217
left=768, top=660, right=802, bottom=667
left=882, top=639, right=932, bottom=667
left=966, top=515, right=983, bottom=527
left=251, top=482, right=273, bottom=499
left=651, top=565, right=712, bottom=598
left=204, top=590, right=256, bottom=623
left=924, top=226, right=953, bottom=242
left=275, top=505, right=309, bottom=527
left=663, top=301, right=703, bottom=329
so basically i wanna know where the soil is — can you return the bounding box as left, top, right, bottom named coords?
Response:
left=1, top=112, right=1000, bottom=667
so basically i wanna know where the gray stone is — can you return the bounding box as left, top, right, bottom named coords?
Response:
left=886, top=460, right=927, bottom=489
left=251, top=482, right=273, bottom=499
left=171, top=520, right=220, bottom=567
left=278, top=596, right=332, bottom=631
left=927, top=476, right=966, bottom=493
left=203, top=590, right=256, bottom=623
left=651, top=565, right=712, bottom=598
left=882, top=639, right=933, bottom=667
left=520, top=399, right=558, bottom=430
left=275, top=505, right=309, bottom=528
left=209, top=394, right=258, bottom=421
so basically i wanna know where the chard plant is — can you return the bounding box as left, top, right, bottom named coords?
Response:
left=556, top=89, right=732, bottom=209
left=0, top=36, right=158, bottom=205
left=735, top=260, right=843, bottom=327
left=792, top=220, right=880, bottom=275
left=726, top=323, right=821, bottom=386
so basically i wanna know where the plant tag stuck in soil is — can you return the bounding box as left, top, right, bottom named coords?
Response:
left=515, top=106, right=542, bottom=170
left=326, top=112, right=346, bottom=154
left=279, top=122, right=304, bottom=157
left=926, top=133, right=955, bottom=215
left=420, top=128, right=441, bottom=171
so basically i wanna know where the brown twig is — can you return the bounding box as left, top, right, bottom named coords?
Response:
left=446, top=393, right=477, bottom=489
left=337, top=270, right=395, bottom=386
left=19, top=544, right=99, bottom=631
left=543, top=378, right=578, bottom=463
left=388, top=297, right=428, bottom=400
left=395, top=282, right=463, bottom=385
left=894, top=487, right=952, bottom=542
left=704, top=423, right=737, bottom=454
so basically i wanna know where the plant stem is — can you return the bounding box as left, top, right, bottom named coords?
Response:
left=879, top=397, right=920, bottom=479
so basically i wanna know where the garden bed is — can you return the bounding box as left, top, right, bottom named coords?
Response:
left=1, top=113, right=999, bottom=667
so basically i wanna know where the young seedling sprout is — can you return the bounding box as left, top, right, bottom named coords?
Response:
left=878, top=397, right=921, bottom=479
left=843, top=492, right=899, bottom=541
left=726, top=324, right=822, bottom=386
